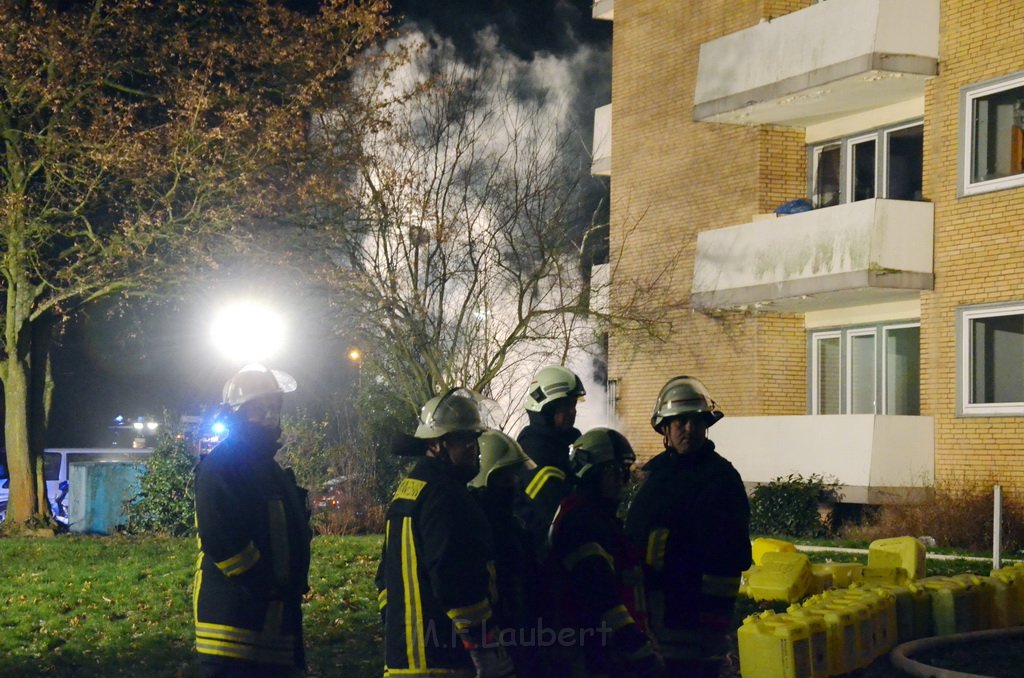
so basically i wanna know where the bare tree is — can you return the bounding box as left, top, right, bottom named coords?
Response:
left=307, top=35, right=663, bottom=425
left=0, top=0, right=390, bottom=529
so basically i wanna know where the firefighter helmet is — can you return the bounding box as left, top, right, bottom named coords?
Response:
left=413, top=387, right=498, bottom=440
left=569, top=427, right=636, bottom=481
left=650, top=375, right=723, bottom=431
left=523, top=365, right=586, bottom=413
left=469, top=430, right=536, bottom=489
left=222, top=364, right=297, bottom=411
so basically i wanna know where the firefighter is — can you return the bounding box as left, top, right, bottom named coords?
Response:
left=377, top=388, right=515, bottom=677
left=625, top=376, right=752, bottom=678
left=547, top=428, right=664, bottom=678
left=516, top=365, right=586, bottom=556
left=193, top=364, right=312, bottom=677
left=469, top=430, right=540, bottom=675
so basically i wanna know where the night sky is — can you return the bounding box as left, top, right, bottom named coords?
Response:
left=36, top=0, right=611, bottom=447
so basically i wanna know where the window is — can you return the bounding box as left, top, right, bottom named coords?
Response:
left=813, top=143, right=841, bottom=208
left=848, top=330, right=877, bottom=414
left=961, top=73, right=1024, bottom=196
left=812, top=332, right=841, bottom=414
left=810, top=322, right=920, bottom=415
left=958, top=303, right=1024, bottom=415
left=884, top=325, right=921, bottom=415
left=849, top=135, right=877, bottom=203
left=44, top=452, right=62, bottom=481
left=810, top=121, right=923, bottom=207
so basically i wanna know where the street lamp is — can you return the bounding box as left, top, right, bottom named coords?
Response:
left=210, top=301, right=286, bottom=364
left=348, top=347, right=363, bottom=388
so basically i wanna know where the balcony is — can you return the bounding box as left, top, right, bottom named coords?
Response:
left=591, top=104, right=611, bottom=176
left=711, top=415, right=934, bottom=504
left=690, top=199, right=933, bottom=313
left=592, top=0, right=613, bottom=21
left=693, top=0, right=938, bottom=127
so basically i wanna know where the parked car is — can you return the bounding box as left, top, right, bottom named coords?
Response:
left=312, top=476, right=352, bottom=512
left=0, top=448, right=152, bottom=524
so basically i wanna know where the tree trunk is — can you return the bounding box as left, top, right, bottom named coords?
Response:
left=4, top=351, right=40, bottom=524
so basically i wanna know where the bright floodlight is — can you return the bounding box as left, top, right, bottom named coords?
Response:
left=211, top=301, right=286, bottom=363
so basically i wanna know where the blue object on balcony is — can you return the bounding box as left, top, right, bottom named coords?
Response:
left=775, top=198, right=813, bottom=215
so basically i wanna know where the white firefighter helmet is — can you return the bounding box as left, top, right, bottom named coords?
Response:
left=222, top=364, right=297, bottom=411
left=413, top=387, right=500, bottom=439
left=650, top=375, right=723, bottom=432
left=523, top=365, right=586, bottom=413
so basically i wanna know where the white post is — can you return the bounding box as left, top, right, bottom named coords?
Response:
left=994, top=484, right=1003, bottom=570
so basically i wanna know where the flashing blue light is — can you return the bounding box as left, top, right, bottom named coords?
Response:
left=211, top=421, right=228, bottom=436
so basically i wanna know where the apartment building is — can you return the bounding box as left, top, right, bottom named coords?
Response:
left=592, top=0, right=1024, bottom=504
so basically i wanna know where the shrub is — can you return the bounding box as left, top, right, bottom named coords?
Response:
left=841, top=476, right=1024, bottom=552
left=749, top=473, right=843, bottom=539
left=311, top=491, right=386, bottom=536
left=124, top=433, right=197, bottom=536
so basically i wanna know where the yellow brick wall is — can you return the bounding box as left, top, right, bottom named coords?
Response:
left=608, top=0, right=807, bottom=461
left=607, top=0, right=1024, bottom=497
left=921, top=0, right=1024, bottom=500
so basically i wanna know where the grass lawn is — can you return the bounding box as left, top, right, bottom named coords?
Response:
left=0, top=534, right=1002, bottom=677
left=0, top=535, right=383, bottom=677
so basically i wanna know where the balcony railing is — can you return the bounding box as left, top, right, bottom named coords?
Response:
left=591, top=104, right=611, bottom=177
left=693, top=0, right=939, bottom=126
left=690, top=199, right=934, bottom=313
left=711, top=414, right=934, bottom=504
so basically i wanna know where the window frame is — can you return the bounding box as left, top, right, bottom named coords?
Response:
left=808, top=119, right=924, bottom=206
left=846, top=132, right=879, bottom=204
left=809, top=320, right=921, bottom=415
left=846, top=327, right=878, bottom=414
left=957, top=302, right=1024, bottom=416
left=959, top=71, right=1024, bottom=197
left=811, top=330, right=842, bottom=414
left=881, top=323, right=922, bottom=415
left=811, top=142, right=842, bottom=208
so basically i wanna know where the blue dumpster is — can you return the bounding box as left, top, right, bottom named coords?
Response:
left=67, top=462, right=144, bottom=535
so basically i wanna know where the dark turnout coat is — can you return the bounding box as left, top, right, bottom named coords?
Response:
left=377, top=456, right=497, bottom=676
left=193, top=433, right=312, bottom=671
left=516, top=424, right=581, bottom=556
left=625, top=440, right=751, bottom=657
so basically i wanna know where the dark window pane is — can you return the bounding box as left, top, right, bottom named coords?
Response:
left=972, top=87, right=1024, bottom=183
left=814, top=144, right=841, bottom=208
left=971, top=314, right=1024, bottom=403
left=852, top=139, right=876, bottom=202
left=43, top=452, right=62, bottom=481
left=887, top=125, right=923, bottom=200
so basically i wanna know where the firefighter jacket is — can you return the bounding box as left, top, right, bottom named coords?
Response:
left=193, top=432, right=312, bottom=671
left=376, top=456, right=498, bottom=677
left=516, top=423, right=580, bottom=557
left=547, top=492, right=650, bottom=674
left=625, top=440, right=751, bottom=649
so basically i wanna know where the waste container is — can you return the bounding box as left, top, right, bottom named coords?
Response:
left=67, top=462, right=144, bottom=535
